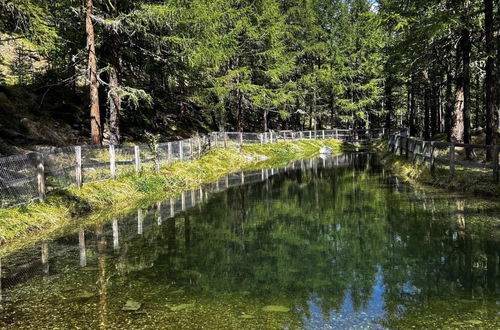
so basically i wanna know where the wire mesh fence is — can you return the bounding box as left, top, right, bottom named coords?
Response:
left=0, top=129, right=386, bottom=208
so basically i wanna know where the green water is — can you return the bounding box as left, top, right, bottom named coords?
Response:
left=0, top=153, right=499, bottom=329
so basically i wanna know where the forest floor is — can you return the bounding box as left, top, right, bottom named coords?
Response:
left=0, top=138, right=348, bottom=254
left=372, top=139, right=500, bottom=198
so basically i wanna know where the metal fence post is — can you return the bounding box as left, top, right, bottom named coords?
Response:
left=189, top=138, right=193, bottom=159
left=449, top=143, right=455, bottom=177
left=179, top=140, right=184, bottom=161
left=109, top=145, right=116, bottom=179
left=260, top=133, right=263, bottom=145
left=134, top=145, right=141, bottom=173
left=35, top=152, right=46, bottom=202
left=75, top=146, right=82, bottom=188
left=239, top=132, right=243, bottom=147
left=154, top=144, right=160, bottom=173
left=224, top=132, right=228, bottom=148
left=197, top=136, right=202, bottom=158
left=167, top=142, right=172, bottom=165
left=322, top=130, right=325, bottom=139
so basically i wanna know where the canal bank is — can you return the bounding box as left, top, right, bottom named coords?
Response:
left=0, top=139, right=344, bottom=248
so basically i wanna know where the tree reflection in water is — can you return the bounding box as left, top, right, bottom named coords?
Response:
left=0, top=153, right=499, bottom=329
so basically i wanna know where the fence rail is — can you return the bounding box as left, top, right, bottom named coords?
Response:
left=0, top=128, right=387, bottom=208
left=388, top=132, right=499, bottom=181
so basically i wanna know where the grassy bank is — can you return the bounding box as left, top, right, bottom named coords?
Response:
left=372, top=139, right=500, bottom=197
left=0, top=139, right=344, bottom=246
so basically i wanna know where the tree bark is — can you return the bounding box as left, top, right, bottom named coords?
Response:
left=485, top=0, right=497, bottom=159
left=409, top=78, right=416, bottom=136
left=86, top=0, right=101, bottom=145
left=451, top=28, right=471, bottom=144
left=108, top=62, right=121, bottom=145
left=384, top=80, right=392, bottom=133
left=462, top=28, right=472, bottom=149
left=445, top=70, right=453, bottom=141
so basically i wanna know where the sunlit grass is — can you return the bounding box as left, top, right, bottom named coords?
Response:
left=0, top=139, right=345, bottom=245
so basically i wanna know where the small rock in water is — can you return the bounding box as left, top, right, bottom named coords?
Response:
left=122, top=299, right=142, bottom=311
left=168, top=303, right=194, bottom=311
left=262, top=305, right=290, bottom=313
left=319, top=146, right=333, bottom=154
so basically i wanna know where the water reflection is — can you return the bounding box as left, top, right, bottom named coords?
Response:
left=0, top=153, right=499, bottom=329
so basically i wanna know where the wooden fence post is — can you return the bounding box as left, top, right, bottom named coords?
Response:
left=35, top=152, right=46, bottom=202
left=492, top=145, right=499, bottom=182
left=429, top=142, right=435, bottom=172
left=405, top=138, right=409, bottom=159
left=335, top=129, right=339, bottom=140
left=309, top=131, right=312, bottom=139
left=449, top=143, right=455, bottom=177
left=109, top=145, right=116, bottom=179
left=260, top=133, right=263, bottom=145
left=214, top=133, right=218, bottom=148
left=239, top=132, right=243, bottom=147
left=75, top=146, right=82, bottom=188
left=322, top=130, right=325, bottom=139
left=270, top=132, right=274, bottom=143
left=224, top=132, right=228, bottom=148
left=134, top=145, right=141, bottom=173
left=179, top=140, right=184, bottom=161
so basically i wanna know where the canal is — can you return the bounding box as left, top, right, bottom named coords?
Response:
left=0, top=153, right=499, bottom=329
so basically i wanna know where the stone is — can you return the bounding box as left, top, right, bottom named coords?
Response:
left=319, top=146, right=333, bottom=154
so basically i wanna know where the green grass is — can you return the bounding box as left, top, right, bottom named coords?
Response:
left=0, top=139, right=345, bottom=247
left=376, top=140, right=500, bottom=197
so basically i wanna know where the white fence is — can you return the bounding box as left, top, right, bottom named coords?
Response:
left=0, top=129, right=386, bottom=208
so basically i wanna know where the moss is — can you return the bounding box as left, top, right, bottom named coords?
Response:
left=0, top=139, right=345, bottom=247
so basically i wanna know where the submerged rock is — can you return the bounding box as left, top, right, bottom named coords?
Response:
left=122, top=299, right=142, bottom=311
left=261, top=305, right=290, bottom=313
left=319, top=146, right=333, bottom=154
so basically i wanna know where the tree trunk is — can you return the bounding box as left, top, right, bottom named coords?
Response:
left=424, top=85, right=431, bottom=140
left=462, top=28, right=472, bottom=152
left=385, top=80, right=392, bottom=133
left=108, top=62, right=121, bottom=145
left=445, top=71, right=453, bottom=141
left=485, top=0, right=497, bottom=159
left=86, top=0, right=101, bottom=145
left=451, top=28, right=470, bottom=145
left=409, top=78, right=416, bottom=136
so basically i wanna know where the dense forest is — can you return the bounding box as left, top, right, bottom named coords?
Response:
left=0, top=0, right=498, bottom=152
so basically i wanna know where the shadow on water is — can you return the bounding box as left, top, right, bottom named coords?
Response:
left=0, top=152, right=499, bottom=329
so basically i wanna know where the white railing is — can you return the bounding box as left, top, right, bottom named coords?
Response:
left=0, top=128, right=387, bottom=208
